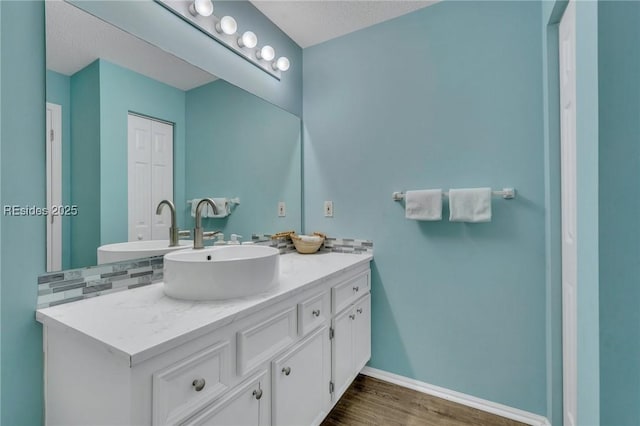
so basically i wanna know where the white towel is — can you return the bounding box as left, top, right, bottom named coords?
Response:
left=405, top=189, right=443, bottom=221
left=190, top=198, right=230, bottom=218
left=209, top=198, right=230, bottom=218
left=448, top=188, right=492, bottom=222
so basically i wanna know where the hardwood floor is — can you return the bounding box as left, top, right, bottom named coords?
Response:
left=321, top=375, right=528, bottom=426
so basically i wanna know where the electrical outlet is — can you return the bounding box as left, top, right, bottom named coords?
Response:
left=324, top=201, right=333, bottom=217
left=278, top=201, right=286, bottom=217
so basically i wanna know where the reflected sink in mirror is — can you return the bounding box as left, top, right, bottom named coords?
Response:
left=97, top=240, right=192, bottom=265
left=163, top=245, right=280, bottom=300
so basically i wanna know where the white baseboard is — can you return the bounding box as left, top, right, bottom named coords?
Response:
left=360, top=367, right=551, bottom=426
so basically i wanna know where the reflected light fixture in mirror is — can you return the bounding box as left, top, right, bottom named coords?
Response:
left=156, top=1, right=289, bottom=80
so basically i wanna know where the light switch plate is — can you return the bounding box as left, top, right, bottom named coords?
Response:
left=278, top=201, right=286, bottom=217
left=324, top=201, right=333, bottom=217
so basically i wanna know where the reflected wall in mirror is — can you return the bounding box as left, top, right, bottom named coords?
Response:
left=45, top=1, right=301, bottom=271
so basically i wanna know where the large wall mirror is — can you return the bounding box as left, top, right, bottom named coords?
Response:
left=45, top=1, right=301, bottom=271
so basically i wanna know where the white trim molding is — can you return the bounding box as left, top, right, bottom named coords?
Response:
left=360, top=367, right=551, bottom=426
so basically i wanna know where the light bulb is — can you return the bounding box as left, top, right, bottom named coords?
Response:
left=188, top=0, right=213, bottom=17
left=238, top=31, right=257, bottom=48
left=216, top=16, right=237, bottom=35
left=257, top=45, right=275, bottom=61
left=274, top=57, right=290, bottom=72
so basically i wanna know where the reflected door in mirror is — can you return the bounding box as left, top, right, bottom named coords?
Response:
left=127, top=114, right=174, bottom=242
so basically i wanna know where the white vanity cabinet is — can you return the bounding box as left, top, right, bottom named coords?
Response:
left=38, top=254, right=372, bottom=426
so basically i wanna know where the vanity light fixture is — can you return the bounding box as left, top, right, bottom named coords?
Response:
left=216, top=16, right=237, bottom=35
left=238, top=31, right=258, bottom=49
left=256, top=45, right=275, bottom=61
left=188, top=0, right=213, bottom=17
left=156, top=0, right=290, bottom=79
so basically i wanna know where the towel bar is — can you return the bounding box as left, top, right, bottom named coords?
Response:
left=392, top=188, right=515, bottom=201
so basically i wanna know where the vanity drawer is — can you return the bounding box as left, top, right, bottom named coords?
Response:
left=152, top=341, right=231, bottom=426
left=298, top=291, right=330, bottom=336
left=332, top=271, right=370, bottom=314
left=237, top=306, right=297, bottom=376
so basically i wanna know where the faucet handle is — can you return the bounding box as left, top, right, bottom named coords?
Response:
left=203, top=231, right=221, bottom=240
left=178, top=230, right=191, bottom=239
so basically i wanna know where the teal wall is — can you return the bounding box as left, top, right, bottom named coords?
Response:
left=598, top=2, right=640, bottom=425
left=0, top=1, right=45, bottom=425
left=303, top=0, right=547, bottom=415
left=575, top=2, right=600, bottom=423
left=185, top=80, right=301, bottom=238
left=45, top=70, right=72, bottom=270
left=98, top=59, right=187, bottom=244
left=70, top=60, right=101, bottom=268
left=70, top=0, right=302, bottom=117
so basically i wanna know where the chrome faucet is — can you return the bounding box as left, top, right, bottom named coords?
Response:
left=193, top=198, right=219, bottom=249
left=156, top=200, right=179, bottom=247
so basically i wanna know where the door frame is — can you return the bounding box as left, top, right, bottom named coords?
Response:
left=46, top=102, right=62, bottom=272
left=558, top=1, right=578, bottom=424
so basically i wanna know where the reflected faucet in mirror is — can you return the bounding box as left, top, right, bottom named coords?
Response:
left=194, top=198, right=220, bottom=249
left=155, top=200, right=180, bottom=247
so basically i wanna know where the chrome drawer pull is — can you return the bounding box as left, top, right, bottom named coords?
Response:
left=353, top=286, right=359, bottom=292
left=282, top=366, right=291, bottom=376
left=312, top=309, right=321, bottom=317
left=253, top=389, right=263, bottom=400
left=357, top=308, right=363, bottom=314
left=349, top=314, right=356, bottom=320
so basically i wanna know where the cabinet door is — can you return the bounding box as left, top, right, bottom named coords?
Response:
left=332, top=307, right=354, bottom=400
left=353, top=294, right=371, bottom=372
left=272, top=326, right=330, bottom=426
left=183, top=370, right=269, bottom=426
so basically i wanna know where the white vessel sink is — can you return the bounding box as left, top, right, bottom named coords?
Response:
left=97, top=240, right=192, bottom=264
left=163, top=245, right=280, bottom=300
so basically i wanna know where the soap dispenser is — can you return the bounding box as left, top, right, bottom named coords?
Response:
left=229, top=234, right=242, bottom=245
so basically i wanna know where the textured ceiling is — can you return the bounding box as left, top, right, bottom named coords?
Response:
left=250, top=1, right=439, bottom=48
left=46, top=0, right=217, bottom=91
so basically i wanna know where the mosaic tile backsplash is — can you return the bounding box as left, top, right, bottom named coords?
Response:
left=37, top=257, right=164, bottom=309
left=37, top=236, right=373, bottom=309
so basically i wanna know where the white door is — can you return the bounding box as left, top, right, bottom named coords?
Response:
left=559, top=2, right=578, bottom=425
left=127, top=114, right=173, bottom=242
left=353, top=294, right=371, bottom=372
left=272, top=326, right=330, bottom=426
left=46, top=102, right=62, bottom=272
left=150, top=120, right=174, bottom=238
left=332, top=308, right=354, bottom=401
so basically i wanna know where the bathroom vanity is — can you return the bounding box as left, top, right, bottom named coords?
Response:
left=37, top=252, right=372, bottom=425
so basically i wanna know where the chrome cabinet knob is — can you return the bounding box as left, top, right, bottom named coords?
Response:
left=349, top=314, right=356, bottom=320
left=312, top=309, right=321, bottom=317
left=253, top=388, right=263, bottom=400
left=192, top=378, right=206, bottom=392
left=353, top=286, right=359, bottom=292
left=282, top=366, right=291, bottom=376
left=357, top=308, right=363, bottom=314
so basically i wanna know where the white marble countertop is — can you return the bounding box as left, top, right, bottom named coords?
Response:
left=36, top=252, right=372, bottom=366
